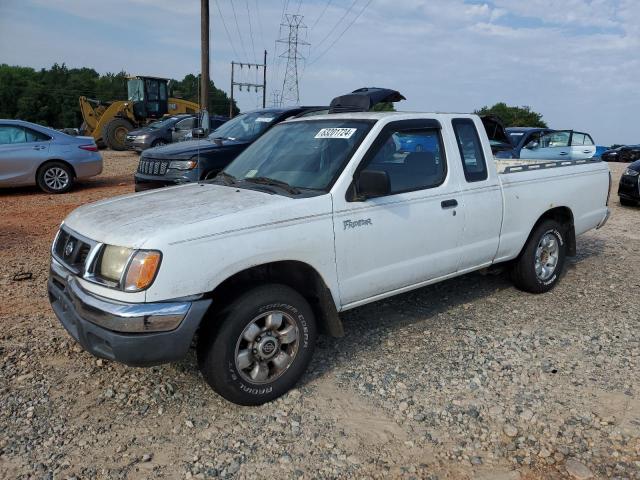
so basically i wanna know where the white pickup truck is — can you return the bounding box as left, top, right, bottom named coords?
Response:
left=49, top=111, right=611, bottom=405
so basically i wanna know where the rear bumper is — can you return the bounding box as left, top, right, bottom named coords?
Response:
left=48, top=259, right=212, bottom=366
left=74, top=157, right=103, bottom=179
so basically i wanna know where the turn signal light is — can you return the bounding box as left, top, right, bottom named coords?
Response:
left=123, top=251, right=162, bottom=291
left=79, top=144, right=98, bottom=152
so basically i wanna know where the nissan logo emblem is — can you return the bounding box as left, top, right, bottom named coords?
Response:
left=64, top=241, right=75, bottom=257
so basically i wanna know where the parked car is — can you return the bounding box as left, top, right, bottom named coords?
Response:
left=602, top=145, right=640, bottom=163
left=49, top=108, right=610, bottom=405
left=124, top=114, right=197, bottom=152
left=184, top=115, right=231, bottom=140
left=500, top=128, right=555, bottom=158
left=519, top=130, right=596, bottom=160
left=134, top=106, right=324, bottom=191
left=618, top=159, right=640, bottom=206
left=0, top=119, right=102, bottom=193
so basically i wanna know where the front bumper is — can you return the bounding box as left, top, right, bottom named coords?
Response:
left=125, top=137, right=151, bottom=152
left=48, top=260, right=212, bottom=366
left=618, top=175, right=640, bottom=200
left=134, top=170, right=198, bottom=191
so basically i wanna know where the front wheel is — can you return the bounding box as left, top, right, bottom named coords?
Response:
left=510, top=219, right=566, bottom=293
left=197, top=284, right=317, bottom=406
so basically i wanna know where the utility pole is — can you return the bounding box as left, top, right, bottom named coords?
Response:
left=229, top=51, right=267, bottom=118
left=200, top=0, right=210, bottom=113
left=277, top=14, right=308, bottom=106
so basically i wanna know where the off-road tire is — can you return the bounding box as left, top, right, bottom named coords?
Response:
left=510, top=219, right=566, bottom=294
left=36, top=161, right=74, bottom=194
left=104, top=118, right=133, bottom=151
left=197, top=284, right=317, bottom=406
left=151, top=139, right=166, bottom=148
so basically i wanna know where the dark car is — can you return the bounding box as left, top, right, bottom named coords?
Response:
left=134, top=107, right=323, bottom=191
left=125, top=114, right=197, bottom=152
left=618, top=159, right=640, bottom=206
left=602, top=145, right=640, bottom=163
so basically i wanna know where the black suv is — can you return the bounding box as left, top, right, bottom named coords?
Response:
left=134, top=106, right=326, bottom=191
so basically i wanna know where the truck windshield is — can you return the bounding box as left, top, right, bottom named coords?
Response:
left=223, top=119, right=374, bottom=192
left=127, top=79, right=144, bottom=102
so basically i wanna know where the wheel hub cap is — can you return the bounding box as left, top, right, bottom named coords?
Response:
left=44, top=167, right=69, bottom=191
left=234, top=310, right=300, bottom=385
left=535, top=232, right=560, bottom=281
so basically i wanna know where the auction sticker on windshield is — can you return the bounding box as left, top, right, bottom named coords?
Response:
left=315, top=128, right=357, bottom=139
left=255, top=117, right=275, bottom=123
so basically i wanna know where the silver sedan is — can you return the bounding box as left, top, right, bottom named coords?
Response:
left=0, top=119, right=103, bottom=193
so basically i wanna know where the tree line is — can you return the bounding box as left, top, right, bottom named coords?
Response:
left=0, top=63, right=238, bottom=129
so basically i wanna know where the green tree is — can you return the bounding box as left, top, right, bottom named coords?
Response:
left=474, top=102, right=547, bottom=128
left=0, top=63, right=239, bottom=128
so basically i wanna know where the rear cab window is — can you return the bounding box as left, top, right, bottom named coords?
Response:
left=452, top=118, right=488, bottom=182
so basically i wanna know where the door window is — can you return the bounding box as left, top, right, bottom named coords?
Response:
left=540, top=131, right=570, bottom=148
left=176, top=118, right=195, bottom=130
left=365, top=128, right=446, bottom=194
left=583, top=134, right=594, bottom=146
left=571, top=133, right=585, bottom=146
left=0, top=126, right=26, bottom=145
left=452, top=118, right=488, bottom=182
left=24, top=128, right=50, bottom=142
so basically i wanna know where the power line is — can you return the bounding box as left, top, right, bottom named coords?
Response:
left=307, top=0, right=372, bottom=66
left=214, top=0, right=241, bottom=60
left=311, top=0, right=358, bottom=54
left=310, top=0, right=332, bottom=31
left=296, top=0, right=303, bottom=15
left=245, top=0, right=258, bottom=63
left=229, top=0, right=250, bottom=62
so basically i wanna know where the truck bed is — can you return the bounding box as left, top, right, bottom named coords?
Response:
left=494, top=157, right=602, bottom=174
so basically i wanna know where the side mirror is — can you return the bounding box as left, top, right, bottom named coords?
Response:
left=355, top=169, right=390, bottom=200
left=191, top=127, right=206, bottom=138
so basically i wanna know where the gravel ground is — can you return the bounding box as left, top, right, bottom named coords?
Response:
left=1, top=153, right=639, bottom=479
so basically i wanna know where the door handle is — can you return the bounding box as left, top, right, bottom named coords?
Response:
left=441, top=199, right=458, bottom=209
left=559, top=152, right=569, bottom=156
left=583, top=150, right=592, bottom=154
left=32, top=145, right=45, bottom=150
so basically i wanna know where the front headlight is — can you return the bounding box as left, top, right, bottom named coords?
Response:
left=97, top=246, right=161, bottom=291
left=99, top=245, right=133, bottom=282
left=624, top=168, right=639, bottom=177
left=169, top=159, right=197, bottom=170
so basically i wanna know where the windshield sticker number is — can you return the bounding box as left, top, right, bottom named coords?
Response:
left=315, top=128, right=357, bottom=139
left=255, top=117, right=275, bottom=123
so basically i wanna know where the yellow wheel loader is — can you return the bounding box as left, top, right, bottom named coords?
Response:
left=79, top=76, right=199, bottom=150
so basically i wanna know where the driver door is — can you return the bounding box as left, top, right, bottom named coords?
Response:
left=172, top=117, right=195, bottom=142
left=332, top=120, right=465, bottom=307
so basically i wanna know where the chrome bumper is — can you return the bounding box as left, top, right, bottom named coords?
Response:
left=48, top=258, right=212, bottom=366
left=50, top=258, right=190, bottom=333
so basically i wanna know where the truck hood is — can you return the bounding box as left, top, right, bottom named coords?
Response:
left=142, top=138, right=247, bottom=159
left=63, top=183, right=299, bottom=248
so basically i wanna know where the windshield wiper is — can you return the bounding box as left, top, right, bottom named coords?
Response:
left=243, top=176, right=300, bottom=195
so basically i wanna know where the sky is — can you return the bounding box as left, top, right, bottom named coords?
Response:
left=1, top=0, right=639, bottom=145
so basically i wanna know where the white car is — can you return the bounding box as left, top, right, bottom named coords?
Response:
left=48, top=111, right=611, bottom=405
left=519, top=130, right=596, bottom=160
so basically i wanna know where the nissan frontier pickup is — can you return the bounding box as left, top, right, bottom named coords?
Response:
left=49, top=111, right=611, bottom=405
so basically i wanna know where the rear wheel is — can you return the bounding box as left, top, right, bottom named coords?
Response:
left=104, top=118, right=133, bottom=151
left=197, top=284, right=317, bottom=406
left=511, top=219, right=566, bottom=293
left=37, top=162, right=74, bottom=194
left=620, top=197, right=637, bottom=207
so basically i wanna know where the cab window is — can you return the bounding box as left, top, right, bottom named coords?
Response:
left=176, top=118, right=195, bottom=130
left=364, top=128, right=446, bottom=194
left=25, top=128, right=50, bottom=142
left=452, top=118, right=488, bottom=182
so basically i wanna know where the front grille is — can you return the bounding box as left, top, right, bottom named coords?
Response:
left=138, top=159, right=169, bottom=176
left=53, top=230, right=93, bottom=274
